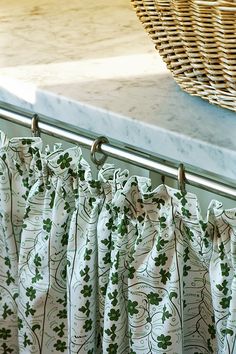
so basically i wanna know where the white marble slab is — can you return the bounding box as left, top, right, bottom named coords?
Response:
left=0, top=0, right=236, bottom=180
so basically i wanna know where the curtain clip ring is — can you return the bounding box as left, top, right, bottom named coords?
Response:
left=178, top=163, right=186, bottom=195
left=31, top=114, right=40, bottom=137
left=90, top=136, right=109, bottom=168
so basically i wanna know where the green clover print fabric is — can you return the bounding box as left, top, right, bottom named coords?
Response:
left=1, top=132, right=236, bottom=354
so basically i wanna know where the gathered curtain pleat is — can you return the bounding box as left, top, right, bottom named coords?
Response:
left=0, top=133, right=236, bottom=354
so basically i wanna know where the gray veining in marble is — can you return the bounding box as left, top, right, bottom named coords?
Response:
left=0, top=0, right=236, bottom=180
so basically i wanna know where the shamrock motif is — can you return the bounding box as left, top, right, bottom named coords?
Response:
left=208, top=324, right=216, bottom=339
left=154, top=253, right=168, bottom=266
left=147, top=293, right=162, bottom=306
left=23, top=333, right=33, bottom=347
left=108, top=309, right=120, bottom=321
left=220, top=296, right=232, bottom=309
left=220, top=263, right=231, bottom=277
left=53, top=323, right=65, bottom=337
left=105, top=324, right=117, bottom=341
left=26, top=287, right=36, bottom=301
left=81, top=285, right=92, bottom=297
left=53, top=340, right=67, bottom=352
left=157, top=334, right=172, bottom=349
left=159, top=269, right=171, bottom=284
left=107, top=343, right=118, bottom=354
left=1, top=342, right=14, bottom=353
left=128, top=300, right=139, bottom=316
left=0, top=328, right=11, bottom=340
left=57, top=152, right=72, bottom=169
left=57, top=309, right=67, bottom=319
left=43, top=218, right=52, bottom=233
left=128, top=266, right=135, bottom=279
left=83, top=319, right=92, bottom=332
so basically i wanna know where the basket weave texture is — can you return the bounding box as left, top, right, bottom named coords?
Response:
left=131, top=0, right=236, bottom=111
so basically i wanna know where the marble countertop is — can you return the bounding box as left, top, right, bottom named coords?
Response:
left=0, top=0, right=236, bottom=179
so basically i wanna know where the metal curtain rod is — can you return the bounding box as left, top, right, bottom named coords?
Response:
left=0, top=106, right=236, bottom=200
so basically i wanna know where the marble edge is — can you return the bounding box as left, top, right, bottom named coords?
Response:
left=0, top=79, right=235, bottom=179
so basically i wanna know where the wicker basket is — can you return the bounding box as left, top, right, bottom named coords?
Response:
left=131, top=0, right=236, bottom=111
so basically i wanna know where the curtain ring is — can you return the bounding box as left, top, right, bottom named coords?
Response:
left=31, top=114, right=40, bottom=137
left=178, top=163, right=186, bottom=194
left=90, top=136, right=109, bottom=168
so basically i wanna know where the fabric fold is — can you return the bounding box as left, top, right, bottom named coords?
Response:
left=0, top=135, right=236, bottom=354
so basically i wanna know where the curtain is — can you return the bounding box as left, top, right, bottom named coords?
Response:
left=0, top=132, right=236, bottom=354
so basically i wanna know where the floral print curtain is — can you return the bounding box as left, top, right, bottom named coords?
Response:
left=0, top=132, right=236, bottom=354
